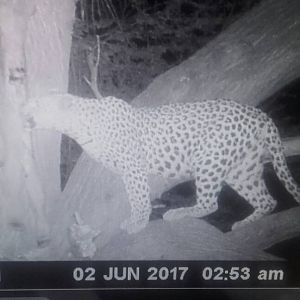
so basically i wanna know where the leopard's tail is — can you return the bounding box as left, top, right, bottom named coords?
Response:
left=264, top=118, right=300, bottom=203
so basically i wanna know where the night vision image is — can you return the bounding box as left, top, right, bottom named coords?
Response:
left=0, top=0, right=299, bottom=263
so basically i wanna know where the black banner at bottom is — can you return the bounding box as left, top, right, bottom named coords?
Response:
left=0, top=261, right=299, bottom=290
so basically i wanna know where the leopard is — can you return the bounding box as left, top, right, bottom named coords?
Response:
left=23, top=93, right=300, bottom=234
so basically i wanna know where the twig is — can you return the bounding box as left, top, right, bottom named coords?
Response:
left=85, top=35, right=103, bottom=99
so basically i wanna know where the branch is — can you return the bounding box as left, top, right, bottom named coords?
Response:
left=226, top=207, right=300, bottom=251
left=283, top=136, right=300, bottom=158
left=98, top=218, right=279, bottom=260
left=132, top=0, right=300, bottom=108
left=84, top=35, right=103, bottom=99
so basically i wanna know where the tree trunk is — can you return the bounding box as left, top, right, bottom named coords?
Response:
left=97, top=207, right=300, bottom=260
left=25, top=0, right=75, bottom=201
left=0, top=0, right=75, bottom=259
left=0, top=0, right=42, bottom=258
left=25, top=1, right=75, bottom=248
left=133, top=0, right=300, bottom=108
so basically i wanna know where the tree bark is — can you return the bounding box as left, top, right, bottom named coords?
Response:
left=39, top=0, right=300, bottom=259
left=0, top=0, right=75, bottom=259
left=0, top=0, right=43, bottom=258
left=25, top=0, right=75, bottom=210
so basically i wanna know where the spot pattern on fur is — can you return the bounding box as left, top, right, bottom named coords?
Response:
left=24, top=94, right=300, bottom=233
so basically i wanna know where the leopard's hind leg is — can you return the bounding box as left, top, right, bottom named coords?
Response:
left=229, top=176, right=277, bottom=230
left=163, top=157, right=223, bottom=221
left=226, top=149, right=277, bottom=230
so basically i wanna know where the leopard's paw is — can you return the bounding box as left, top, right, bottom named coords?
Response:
left=120, top=218, right=148, bottom=234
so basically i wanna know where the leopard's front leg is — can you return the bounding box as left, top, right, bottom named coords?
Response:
left=120, top=165, right=151, bottom=234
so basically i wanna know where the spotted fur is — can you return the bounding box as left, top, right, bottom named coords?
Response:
left=24, top=94, right=300, bottom=233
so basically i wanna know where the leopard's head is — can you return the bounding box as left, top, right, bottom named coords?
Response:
left=23, top=93, right=77, bottom=133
